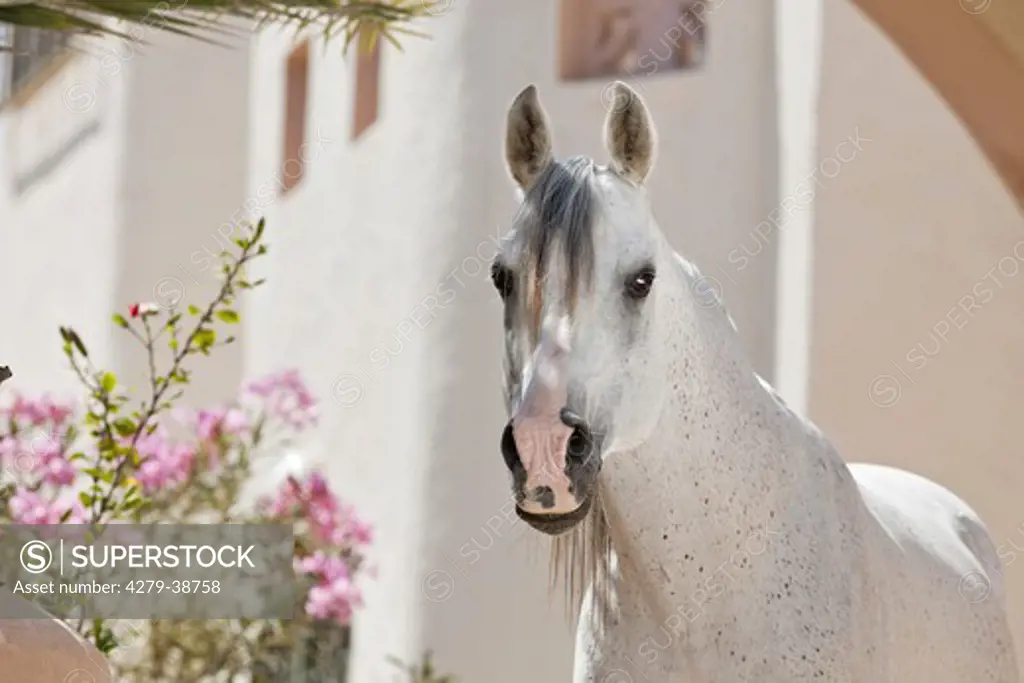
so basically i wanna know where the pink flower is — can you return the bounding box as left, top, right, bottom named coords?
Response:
left=261, top=476, right=303, bottom=517
left=0, top=430, right=77, bottom=487
left=259, top=472, right=372, bottom=625
left=194, top=407, right=250, bottom=442
left=128, top=427, right=194, bottom=494
left=24, top=435, right=77, bottom=487
left=4, top=395, right=74, bottom=429
left=222, top=408, right=248, bottom=434
left=42, top=456, right=76, bottom=487
left=244, top=369, right=318, bottom=430
left=8, top=489, right=87, bottom=524
left=297, top=551, right=362, bottom=625
left=36, top=396, right=73, bottom=427
left=0, top=437, right=18, bottom=462
left=308, top=471, right=329, bottom=498
left=296, top=551, right=338, bottom=577
left=0, top=437, right=34, bottom=478
left=260, top=471, right=374, bottom=547
left=334, top=515, right=374, bottom=546
left=128, top=302, right=159, bottom=318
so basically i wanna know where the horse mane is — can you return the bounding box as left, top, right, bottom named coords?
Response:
left=549, top=478, right=616, bottom=636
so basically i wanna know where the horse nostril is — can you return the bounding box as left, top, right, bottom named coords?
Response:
left=560, top=407, right=585, bottom=430
left=566, top=424, right=593, bottom=464
left=560, top=409, right=593, bottom=464
left=501, top=422, right=521, bottom=472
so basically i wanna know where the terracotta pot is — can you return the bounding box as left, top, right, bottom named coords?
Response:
left=0, top=591, right=111, bottom=683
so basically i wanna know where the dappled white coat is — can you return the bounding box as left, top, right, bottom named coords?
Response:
left=500, top=81, right=1018, bottom=682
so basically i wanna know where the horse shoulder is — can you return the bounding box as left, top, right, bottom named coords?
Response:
left=849, top=462, right=1000, bottom=579
left=848, top=463, right=1018, bottom=681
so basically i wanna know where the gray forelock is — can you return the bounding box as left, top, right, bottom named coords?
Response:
left=515, top=155, right=597, bottom=311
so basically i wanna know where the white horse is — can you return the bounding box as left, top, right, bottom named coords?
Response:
left=494, top=81, right=1018, bottom=682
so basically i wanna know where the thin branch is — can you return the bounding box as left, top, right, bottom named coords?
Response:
left=93, top=238, right=261, bottom=521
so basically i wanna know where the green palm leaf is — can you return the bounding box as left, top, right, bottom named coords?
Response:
left=0, top=1, right=440, bottom=50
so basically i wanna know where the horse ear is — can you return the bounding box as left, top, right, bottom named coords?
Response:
left=505, top=84, right=553, bottom=191
left=603, top=81, right=656, bottom=184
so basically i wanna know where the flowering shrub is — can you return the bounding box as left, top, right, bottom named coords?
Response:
left=0, top=221, right=376, bottom=681
left=389, top=652, right=458, bottom=683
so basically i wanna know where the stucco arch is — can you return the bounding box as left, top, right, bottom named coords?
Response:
left=852, top=0, right=1024, bottom=208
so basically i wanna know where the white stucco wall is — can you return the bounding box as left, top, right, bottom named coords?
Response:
left=115, top=26, right=250, bottom=406
left=0, top=51, right=126, bottom=394
left=2, top=4, right=785, bottom=680
left=810, top=0, right=1024, bottom=664
left=245, top=2, right=779, bottom=682
left=9, top=2, right=1023, bottom=679
left=244, top=17, right=445, bottom=682
left=0, top=25, right=249, bottom=408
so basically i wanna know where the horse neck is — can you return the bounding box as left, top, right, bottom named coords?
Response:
left=639, top=254, right=799, bottom=477
left=599, top=256, right=821, bottom=605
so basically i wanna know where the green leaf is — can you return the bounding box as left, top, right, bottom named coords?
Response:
left=101, top=372, right=116, bottom=393
left=111, top=314, right=130, bottom=329
left=67, top=328, right=89, bottom=358
left=79, top=491, right=94, bottom=507
left=188, top=305, right=201, bottom=315
left=95, top=625, right=117, bottom=655
left=216, top=309, right=240, bottom=324
left=194, top=328, right=216, bottom=349
left=113, top=418, right=136, bottom=437
left=59, top=329, right=90, bottom=360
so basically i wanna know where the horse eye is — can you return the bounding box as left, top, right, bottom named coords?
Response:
left=491, top=262, right=515, bottom=299
left=625, top=268, right=656, bottom=299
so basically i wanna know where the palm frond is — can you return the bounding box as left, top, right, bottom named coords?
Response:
left=0, top=0, right=439, bottom=52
